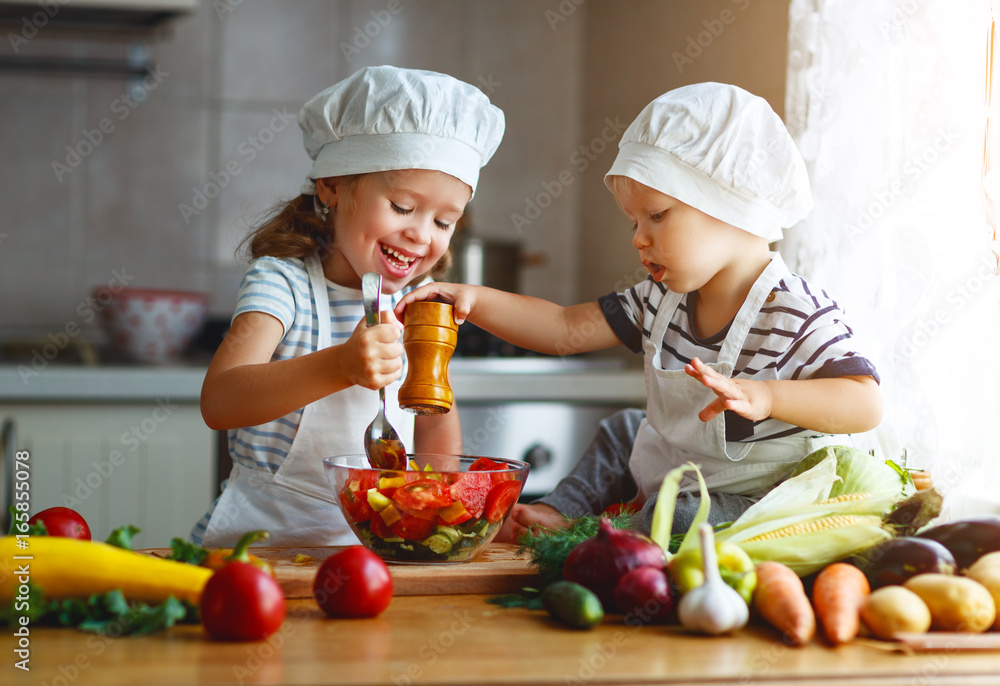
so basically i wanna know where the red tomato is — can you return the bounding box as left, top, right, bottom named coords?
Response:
left=392, top=479, right=452, bottom=511
left=339, top=488, right=374, bottom=523
left=469, top=457, right=515, bottom=487
left=483, top=480, right=522, bottom=523
left=391, top=513, right=437, bottom=540
left=28, top=507, right=91, bottom=540
left=201, top=562, right=286, bottom=641
left=369, top=513, right=393, bottom=539
left=469, top=457, right=506, bottom=471
left=602, top=502, right=641, bottom=517
left=314, top=546, right=392, bottom=618
left=449, top=472, right=491, bottom=519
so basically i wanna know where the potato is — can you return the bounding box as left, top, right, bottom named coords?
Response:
left=860, top=586, right=932, bottom=639
left=964, top=553, right=1000, bottom=630
left=903, top=573, right=996, bottom=632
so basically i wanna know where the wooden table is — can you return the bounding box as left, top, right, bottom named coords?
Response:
left=6, top=594, right=1000, bottom=685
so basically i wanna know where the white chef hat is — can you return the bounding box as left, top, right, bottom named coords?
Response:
left=299, top=65, right=505, bottom=198
left=604, top=82, right=812, bottom=241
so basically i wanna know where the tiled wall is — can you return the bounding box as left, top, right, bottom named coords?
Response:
left=0, top=0, right=789, bottom=345
left=0, top=0, right=585, bottom=335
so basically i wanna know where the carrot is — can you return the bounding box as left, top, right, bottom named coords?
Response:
left=752, top=561, right=816, bottom=646
left=811, top=562, right=870, bottom=646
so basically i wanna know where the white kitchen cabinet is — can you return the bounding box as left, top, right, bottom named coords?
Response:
left=0, top=402, right=215, bottom=548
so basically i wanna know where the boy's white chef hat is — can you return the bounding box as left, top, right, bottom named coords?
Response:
left=299, top=65, right=505, bottom=198
left=604, top=82, right=812, bottom=241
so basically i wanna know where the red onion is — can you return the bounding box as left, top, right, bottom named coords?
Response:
left=563, top=518, right=666, bottom=611
left=614, top=566, right=676, bottom=623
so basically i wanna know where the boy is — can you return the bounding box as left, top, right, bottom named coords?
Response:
left=397, top=82, right=881, bottom=538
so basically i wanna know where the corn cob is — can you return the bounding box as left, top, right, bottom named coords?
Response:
left=815, top=492, right=870, bottom=505
left=744, top=514, right=875, bottom=542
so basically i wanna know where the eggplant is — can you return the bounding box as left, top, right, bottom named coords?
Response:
left=917, top=515, right=1000, bottom=569
left=859, top=537, right=956, bottom=589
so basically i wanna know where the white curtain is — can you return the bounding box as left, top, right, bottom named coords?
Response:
left=784, top=0, right=1000, bottom=520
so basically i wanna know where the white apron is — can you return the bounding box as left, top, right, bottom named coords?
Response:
left=629, top=254, right=844, bottom=500
left=202, top=255, right=415, bottom=547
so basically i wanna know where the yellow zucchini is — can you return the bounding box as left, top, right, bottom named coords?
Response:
left=1, top=536, right=213, bottom=604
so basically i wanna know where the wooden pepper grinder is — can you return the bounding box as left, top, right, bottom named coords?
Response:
left=398, top=301, right=458, bottom=415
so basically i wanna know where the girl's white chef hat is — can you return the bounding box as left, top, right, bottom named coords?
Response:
left=299, top=65, right=505, bottom=198
left=604, top=82, right=812, bottom=241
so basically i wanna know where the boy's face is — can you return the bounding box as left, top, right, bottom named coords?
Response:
left=617, top=180, right=751, bottom=294
left=320, top=169, right=471, bottom=292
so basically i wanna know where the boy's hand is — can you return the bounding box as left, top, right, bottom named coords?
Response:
left=395, top=282, right=481, bottom=325
left=342, top=313, right=404, bottom=390
left=685, top=357, right=772, bottom=422
left=496, top=503, right=571, bottom=543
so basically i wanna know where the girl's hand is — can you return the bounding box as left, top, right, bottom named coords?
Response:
left=685, top=357, right=772, bottom=422
left=342, top=313, right=404, bottom=390
left=395, top=282, right=481, bottom=325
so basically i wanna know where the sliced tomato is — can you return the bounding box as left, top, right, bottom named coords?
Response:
left=484, top=480, right=522, bottom=523
left=397, top=503, right=441, bottom=522
left=377, top=475, right=407, bottom=498
left=449, top=472, right=491, bottom=519
left=348, top=470, right=379, bottom=492
left=369, top=512, right=393, bottom=539
left=339, top=487, right=374, bottom=523
left=469, top=457, right=506, bottom=471
left=469, top=457, right=516, bottom=486
left=392, top=513, right=437, bottom=540
left=438, top=501, right=473, bottom=526
left=392, top=479, right=452, bottom=511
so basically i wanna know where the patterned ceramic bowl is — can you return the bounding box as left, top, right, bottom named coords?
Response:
left=95, top=287, right=209, bottom=364
left=324, top=454, right=529, bottom=564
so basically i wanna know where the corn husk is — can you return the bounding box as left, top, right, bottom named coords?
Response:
left=649, top=448, right=901, bottom=575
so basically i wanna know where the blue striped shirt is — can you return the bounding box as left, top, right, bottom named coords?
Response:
left=191, top=256, right=427, bottom=543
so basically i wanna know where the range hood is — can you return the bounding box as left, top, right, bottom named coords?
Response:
left=0, top=0, right=197, bottom=31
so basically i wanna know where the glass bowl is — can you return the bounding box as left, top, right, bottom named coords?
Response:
left=324, top=454, right=530, bottom=564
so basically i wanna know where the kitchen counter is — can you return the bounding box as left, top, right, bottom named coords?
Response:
left=0, top=358, right=646, bottom=405
left=9, top=594, right=1000, bottom=685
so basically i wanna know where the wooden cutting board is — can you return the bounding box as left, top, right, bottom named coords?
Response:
left=140, top=543, right=539, bottom=599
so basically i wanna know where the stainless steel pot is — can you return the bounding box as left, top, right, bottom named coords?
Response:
left=446, top=235, right=525, bottom=293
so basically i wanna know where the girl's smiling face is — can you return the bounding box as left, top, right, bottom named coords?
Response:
left=317, top=169, right=471, bottom=292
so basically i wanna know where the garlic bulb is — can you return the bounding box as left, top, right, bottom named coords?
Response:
left=678, top=524, right=749, bottom=635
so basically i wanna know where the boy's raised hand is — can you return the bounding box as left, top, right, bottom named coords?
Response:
left=342, top=312, right=404, bottom=390
left=395, top=282, right=481, bottom=325
left=685, top=357, right=773, bottom=423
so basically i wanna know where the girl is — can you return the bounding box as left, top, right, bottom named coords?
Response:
left=192, top=66, right=505, bottom=547
left=397, top=82, right=882, bottom=542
